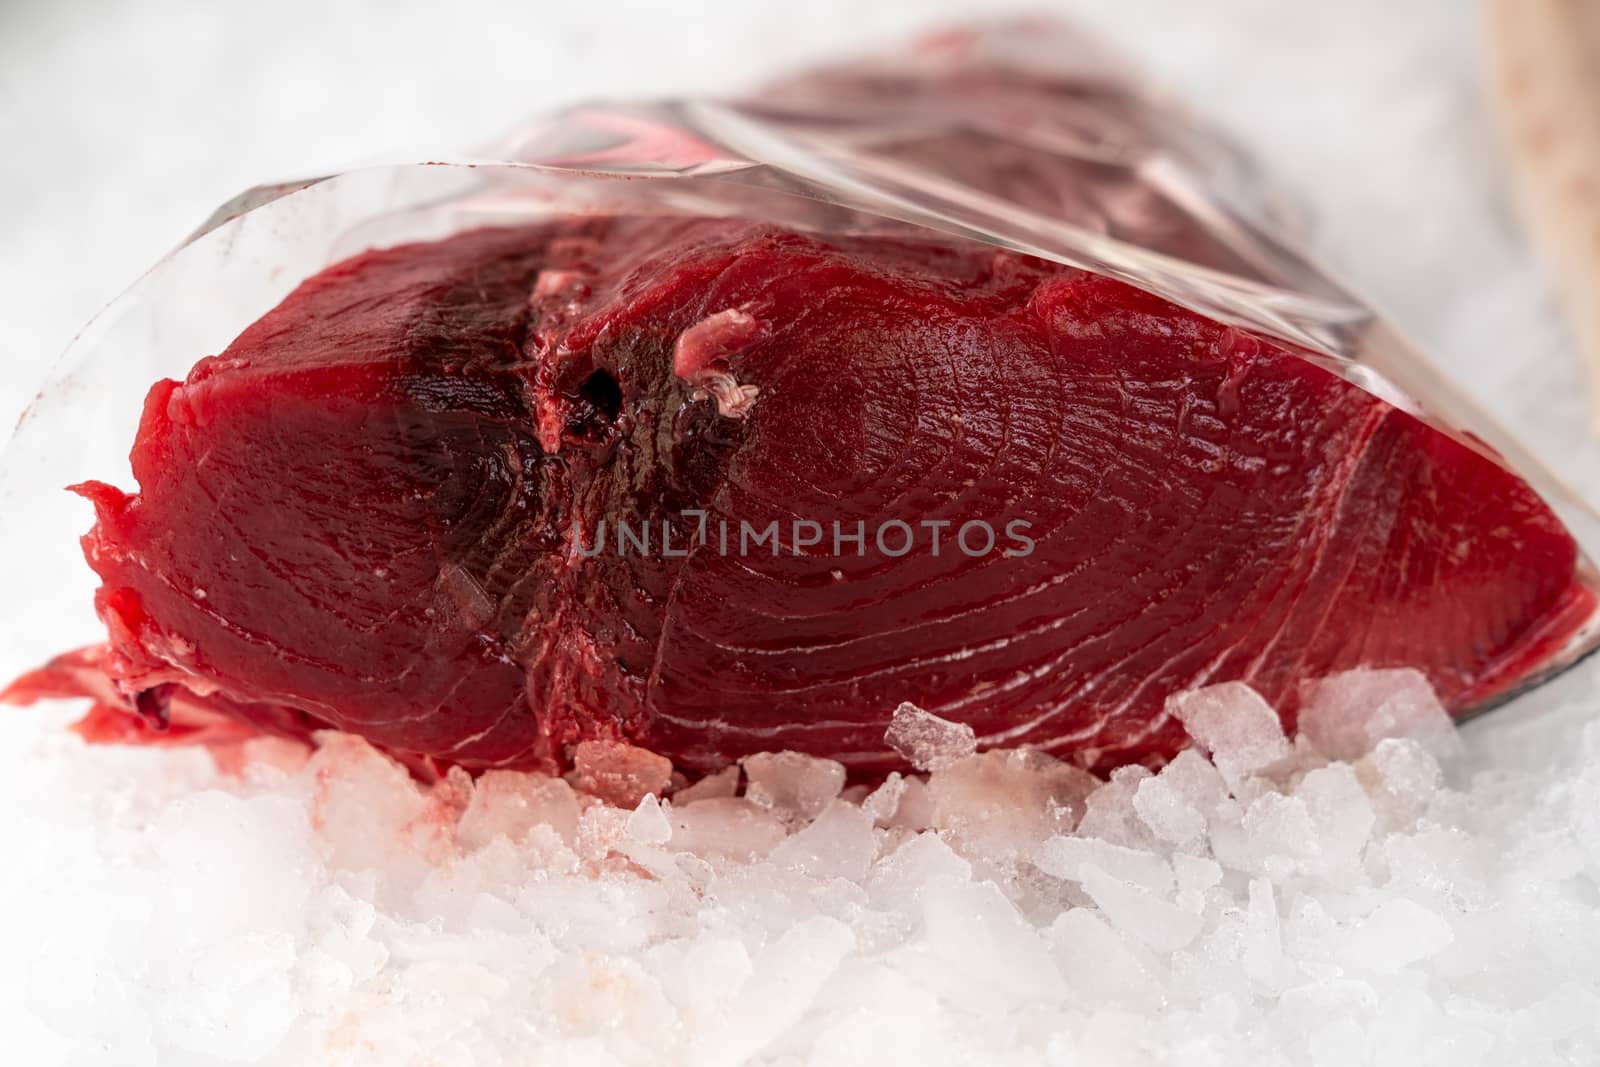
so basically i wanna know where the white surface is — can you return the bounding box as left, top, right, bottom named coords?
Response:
left=5, top=1, right=1600, bottom=1064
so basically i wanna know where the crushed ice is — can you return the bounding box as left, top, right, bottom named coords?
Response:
left=885, top=701, right=977, bottom=771
left=5, top=669, right=1600, bottom=1065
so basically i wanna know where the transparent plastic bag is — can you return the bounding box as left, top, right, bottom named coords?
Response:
left=2, top=18, right=1595, bottom=752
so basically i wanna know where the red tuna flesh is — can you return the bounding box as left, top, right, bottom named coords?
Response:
left=7, top=216, right=1596, bottom=775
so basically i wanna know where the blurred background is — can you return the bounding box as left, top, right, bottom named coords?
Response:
left=1, top=0, right=1592, bottom=498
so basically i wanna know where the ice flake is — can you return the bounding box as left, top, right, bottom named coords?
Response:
left=1133, top=772, right=1207, bottom=845
left=1167, top=682, right=1292, bottom=791
left=455, top=770, right=580, bottom=849
left=1338, top=899, right=1454, bottom=974
left=885, top=702, right=978, bottom=771
left=742, top=751, right=846, bottom=820
left=770, top=800, right=880, bottom=881
left=1036, top=836, right=1174, bottom=893
left=571, top=740, right=673, bottom=808
left=1298, top=668, right=1463, bottom=761
left=625, top=793, right=673, bottom=845
left=1079, top=865, right=1204, bottom=953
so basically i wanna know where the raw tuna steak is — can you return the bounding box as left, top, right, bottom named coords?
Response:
left=8, top=216, right=1597, bottom=774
